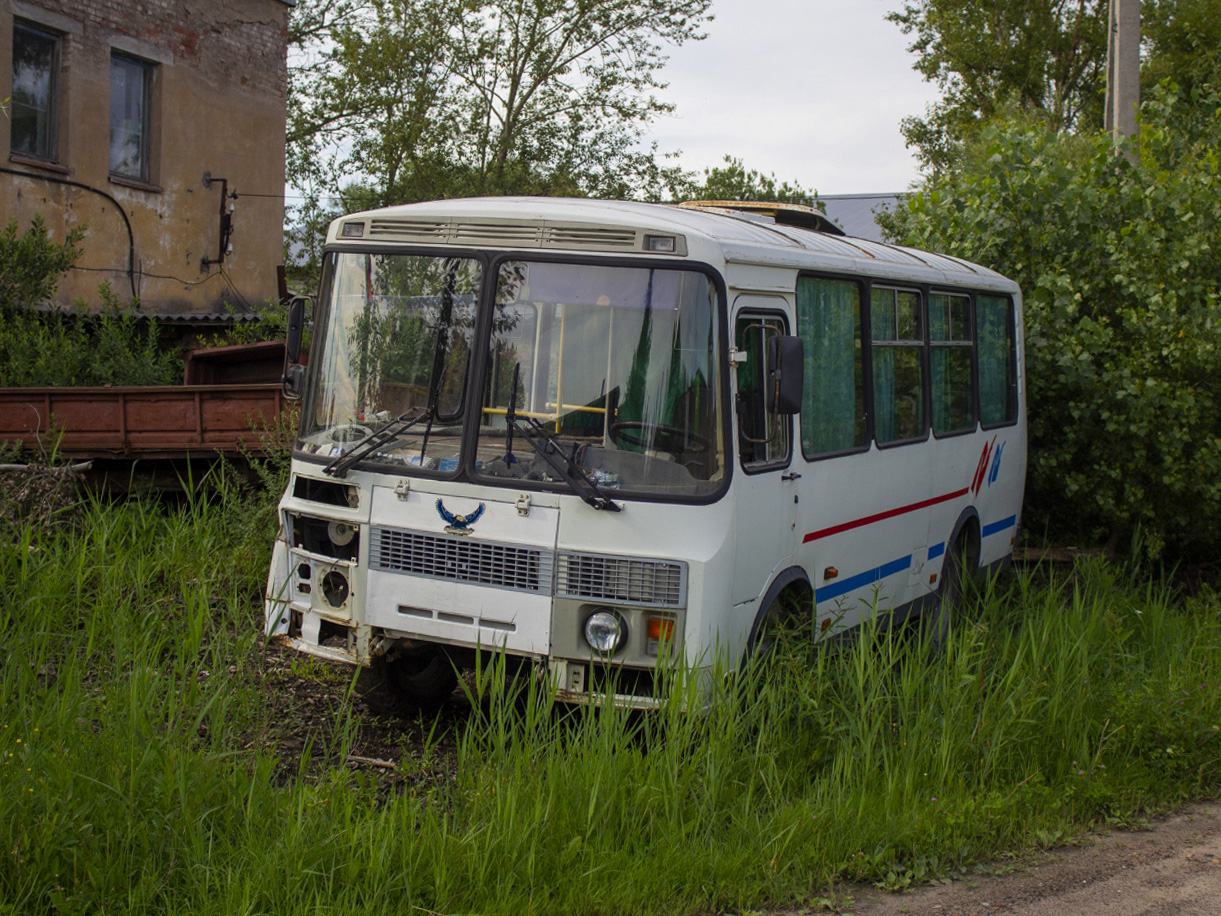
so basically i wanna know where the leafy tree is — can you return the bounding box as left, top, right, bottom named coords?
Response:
left=288, top=0, right=711, bottom=208
left=887, top=0, right=1108, bottom=175
left=880, top=85, right=1221, bottom=558
left=285, top=0, right=711, bottom=288
left=1142, top=0, right=1221, bottom=101
left=680, top=155, right=814, bottom=204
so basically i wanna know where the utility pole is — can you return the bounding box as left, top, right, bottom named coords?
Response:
left=1105, top=0, right=1141, bottom=141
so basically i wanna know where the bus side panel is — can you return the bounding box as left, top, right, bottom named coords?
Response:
left=796, top=446, right=935, bottom=636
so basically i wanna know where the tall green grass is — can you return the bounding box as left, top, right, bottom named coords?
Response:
left=2, top=488, right=1220, bottom=914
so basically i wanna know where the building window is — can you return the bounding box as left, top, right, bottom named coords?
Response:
left=109, top=53, right=152, bottom=181
left=11, top=21, right=61, bottom=161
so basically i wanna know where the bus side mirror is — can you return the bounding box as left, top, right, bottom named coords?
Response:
left=766, top=335, right=803, bottom=415
left=285, top=295, right=310, bottom=363
left=283, top=363, right=306, bottom=400
left=283, top=295, right=312, bottom=400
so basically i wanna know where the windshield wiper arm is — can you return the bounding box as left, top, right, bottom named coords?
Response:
left=502, top=370, right=621, bottom=511
left=323, top=407, right=431, bottom=478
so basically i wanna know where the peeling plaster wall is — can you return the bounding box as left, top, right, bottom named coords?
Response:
left=1, top=0, right=291, bottom=315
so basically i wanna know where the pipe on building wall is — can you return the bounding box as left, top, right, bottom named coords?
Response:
left=1, top=166, right=138, bottom=300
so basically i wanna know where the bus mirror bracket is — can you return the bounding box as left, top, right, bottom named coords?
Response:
left=767, top=335, right=803, bottom=415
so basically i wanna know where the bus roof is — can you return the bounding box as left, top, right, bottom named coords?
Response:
left=327, top=197, right=1018, bottom=292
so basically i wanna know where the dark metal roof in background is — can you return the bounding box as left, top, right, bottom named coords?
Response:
left=814, top=193, right=904, bottom=244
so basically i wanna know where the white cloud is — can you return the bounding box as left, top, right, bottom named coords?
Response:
left=645, top=0, right=940, bottom=193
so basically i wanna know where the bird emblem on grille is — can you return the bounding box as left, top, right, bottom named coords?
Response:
left=436, top=499, right=485, bottom=535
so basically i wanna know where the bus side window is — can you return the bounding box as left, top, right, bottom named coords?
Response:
left=978, top=294, right=1018, bottom=426
left=930, top=292, right=973, bottom=434
left=796, top=276, right=866, bottom=457
left=735, top=316, right=789, bottom=467
left=871, top=287, right=925, bottom=444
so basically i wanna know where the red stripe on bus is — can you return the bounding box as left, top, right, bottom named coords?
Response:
left=971, top=443, right=990, bottom=495
left=802, top=488, right=971, bottom=543
left=971, top=437, right=995, bottom=496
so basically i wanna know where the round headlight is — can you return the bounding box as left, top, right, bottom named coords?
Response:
left=583, top=609, right=627, bottom=655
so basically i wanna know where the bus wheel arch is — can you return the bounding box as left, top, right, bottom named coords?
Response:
left=743, top=566, right=814, bottom=663
left=924, top=510, right=983, bottom=649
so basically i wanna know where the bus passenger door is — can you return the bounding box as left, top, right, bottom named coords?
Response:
left=730, top=304, right=799, bottom=609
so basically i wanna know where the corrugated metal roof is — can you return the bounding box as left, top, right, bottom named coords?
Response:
left=152, top=312, right=261, bottom=324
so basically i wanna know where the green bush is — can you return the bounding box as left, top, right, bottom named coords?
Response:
left=0, top=283, right=180, bottom=387
left=881, top=85, right=1221, bottom=558
left=0, top=216, right=181, bottom=387
left=0, top=215, right=83, bottom=310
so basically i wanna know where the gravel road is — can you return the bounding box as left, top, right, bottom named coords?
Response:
left=844, top=802, right=1221, bottom=916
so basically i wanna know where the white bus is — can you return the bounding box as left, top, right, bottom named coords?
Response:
left=266, top=197, right=1025, bottom=710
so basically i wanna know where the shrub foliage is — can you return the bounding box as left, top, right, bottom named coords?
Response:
left=0, top=217, right=180, bottom=387
left=882, top=86, right=1221, bottom=557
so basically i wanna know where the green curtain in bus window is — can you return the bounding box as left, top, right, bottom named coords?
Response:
left=978, top=294, right=1017, bottom=426
left=871, top=289, right=924, bottom=443
left=930, top=293, right=972, bottom=434
left=796, top=277, right=864, bottom=456
left=874, top=345, right=924, bottom=441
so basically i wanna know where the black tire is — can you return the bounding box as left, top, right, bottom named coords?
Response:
left=381, top=646, right=458, bottom=715
left=923, top=536, right=979, bottom=652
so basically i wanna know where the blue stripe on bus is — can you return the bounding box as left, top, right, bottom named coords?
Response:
left=816, top=555, right=912, bottom=603
left=928, top=542, right=946, bottom=560
left=982, top=515, right=1017, bottom=538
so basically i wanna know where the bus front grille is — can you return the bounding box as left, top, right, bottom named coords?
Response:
left=556, top=553, right=687, bottom=608
left=371, top=527, right=555, bottom=595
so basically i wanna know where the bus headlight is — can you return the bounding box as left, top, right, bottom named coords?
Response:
left=584, top=609, right=627, bottom=655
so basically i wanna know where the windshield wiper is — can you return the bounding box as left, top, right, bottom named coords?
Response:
left=323, top=407, right=431, bottom=478
left=503, top=364, right=622, bottom=512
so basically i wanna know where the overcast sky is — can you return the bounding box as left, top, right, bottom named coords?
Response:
left=646, top=0, right=941, bottom=195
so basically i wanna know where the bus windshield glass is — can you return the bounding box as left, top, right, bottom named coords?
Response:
left=476, top=260, right=725, bottom=498
left=297, top=253, right=482, bottom=471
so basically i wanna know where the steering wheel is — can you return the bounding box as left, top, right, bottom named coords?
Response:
left=609, top=420, right=708, bottom=454
left=328, top=423, right=374, bottom=444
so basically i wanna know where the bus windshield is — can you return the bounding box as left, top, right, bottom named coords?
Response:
left=476, top=261, right=725, bottom=498
left=297, top=254, right=725, bottom=498
left=297, top=253, right=482, bottom=471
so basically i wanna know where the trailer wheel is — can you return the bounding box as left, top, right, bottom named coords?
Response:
left=924, top=534, right=979, bottom=652
left=382, top=645, right=458, bottom=715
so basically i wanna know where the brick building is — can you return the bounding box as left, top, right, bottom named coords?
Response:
left=1, top=0, right=293, bottom=317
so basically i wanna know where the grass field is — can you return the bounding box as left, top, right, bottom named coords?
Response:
left=2, top=481, right=1220, bottom=915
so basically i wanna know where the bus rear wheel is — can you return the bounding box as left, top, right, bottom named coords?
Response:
left=382, top=644, right=458, bottom=715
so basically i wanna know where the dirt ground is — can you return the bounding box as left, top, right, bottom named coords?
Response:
left=841, top=802, right=1221, bottom=916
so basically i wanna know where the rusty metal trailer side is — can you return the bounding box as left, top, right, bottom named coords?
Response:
left=0, top=384, right=290, bottom=459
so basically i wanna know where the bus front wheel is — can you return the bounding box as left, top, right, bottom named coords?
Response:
left=382, top=645, right=458, bottom=715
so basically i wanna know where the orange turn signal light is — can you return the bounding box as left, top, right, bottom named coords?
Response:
left=646, top=617, right=675, bottom=655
